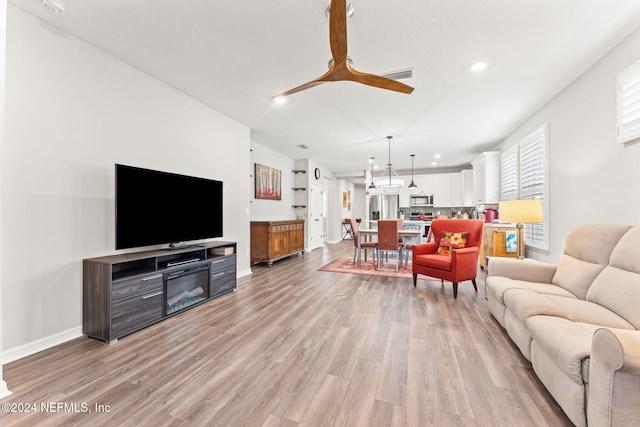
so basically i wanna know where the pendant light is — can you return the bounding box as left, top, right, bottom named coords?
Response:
left=375, top=136, right=404, bottom=188
left=368, top=157, right=377, bottom=190
left=408, top=154, right=417, bottom=188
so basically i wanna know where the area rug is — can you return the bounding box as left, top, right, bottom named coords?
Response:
left=318, top=256, right=427, bottom=280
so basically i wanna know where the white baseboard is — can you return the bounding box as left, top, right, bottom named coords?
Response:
left=2, top=326, right=83, bottom=365
left=237, top=268, right=252, bottom=278
left=0, top=381, right=12, bottom=399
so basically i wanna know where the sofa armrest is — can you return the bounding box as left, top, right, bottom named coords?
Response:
left=487, top=257, right=557, bottom=283
left=588, top=328, right=640, bottom=426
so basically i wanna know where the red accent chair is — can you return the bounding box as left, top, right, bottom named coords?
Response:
left=411, top=219, right=484, bottom=298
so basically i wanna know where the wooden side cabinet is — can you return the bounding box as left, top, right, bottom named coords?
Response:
left=250, top=220, right=304, bottom=266
left=479, top=225, right=517, bottom=269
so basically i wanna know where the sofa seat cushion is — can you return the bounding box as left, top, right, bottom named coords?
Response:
left=528, top=317, right=635, bottom=386
left=527, top=316, right=599, bottom=384
left=413, top=254, right=451, bottom=271
left=487, top=276, right=577, bottom=305
left=504, top=290, right=635, bottom=329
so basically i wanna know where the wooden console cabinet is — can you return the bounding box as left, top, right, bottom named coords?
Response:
left=250, top=220, right=304, bottom=266
left=83, top=241, right=236, bottom=342
left=479, top=225, right=517, bottom=269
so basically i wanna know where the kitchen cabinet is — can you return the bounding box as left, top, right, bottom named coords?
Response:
left=398, top=175, right=411, bottom=206
left=460, top=169, right=474, bottom=206
left=433, top=174, right=452, bottom=207
left=409, top=175, right=436, bottom=195
left=472, top=152, right=501, bottom=204
left=450, top=173, right=463, bottom=207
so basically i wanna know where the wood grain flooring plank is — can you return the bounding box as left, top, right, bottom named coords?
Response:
left=370, top=399, right=406, bottom=426
left=333, top=358, right=382, bottom=427
left=296, top=374, right=351, bottom=427
left=406, top=337, right=439, bottom=426
left=428, top=326, right=475, bottom=419
left=262, top=414, right=299, bottom=427
left=375, top=320, right=409, bottom=406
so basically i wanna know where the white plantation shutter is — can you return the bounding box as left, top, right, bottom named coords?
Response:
left=519, top=125, right=548, bottom=249
left=500, top=148, right=518, bottom=201
left=618, top=60, right=640, bottom=144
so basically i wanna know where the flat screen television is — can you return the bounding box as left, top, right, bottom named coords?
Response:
left=115, top=164, right=223, bottom=250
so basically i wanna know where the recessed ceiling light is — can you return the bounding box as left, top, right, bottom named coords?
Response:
left=434, top=154, right=441, bottom=159
left=470, top=62, right=488, bottom=72
left=431, top=162, right=437, bottom=166
left=273, top=96, right=286, bottom=105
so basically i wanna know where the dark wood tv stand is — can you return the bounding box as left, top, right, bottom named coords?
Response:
left=83, top=241, right=236, bottom=342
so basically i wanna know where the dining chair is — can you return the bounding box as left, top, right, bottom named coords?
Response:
left=377, top=219, right=404, bottom=272
left=349, top=218, right=377, bottom=265
left=401, top=222, right=422, bottom=266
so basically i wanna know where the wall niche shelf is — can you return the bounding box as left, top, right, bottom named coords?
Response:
left=292, top=169, right=306, bottom=174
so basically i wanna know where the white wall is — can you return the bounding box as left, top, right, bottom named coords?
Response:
left=2, top=7, right=250, bottom=352
left=0, top=0, right=12, bottom=397
left=249, top=142, right=296, bottom=221
left=499, top=26, right=640, bottom=262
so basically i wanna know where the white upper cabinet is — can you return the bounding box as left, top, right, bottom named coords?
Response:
left=471, top=152, right=501, bottom=204
left=433, top=174, right=452, bottom=207
left=460, top=169, right=474, bottom=206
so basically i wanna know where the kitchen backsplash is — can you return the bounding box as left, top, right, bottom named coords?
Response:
left=399, top=204, right=498, bottom=220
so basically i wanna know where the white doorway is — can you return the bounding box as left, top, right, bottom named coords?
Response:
left=308, top=182, right=324, bottom=250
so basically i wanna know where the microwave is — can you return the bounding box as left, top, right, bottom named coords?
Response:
left=410, top=194, right=434, bottom=206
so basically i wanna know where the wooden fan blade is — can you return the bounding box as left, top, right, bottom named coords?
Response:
left=273, top=66, right=342, bottom=98
left=349, top=68, right=415, bottom=94
left=273, top=80, right=325, bottom=98
left=329, top=0, right=348, bottom=64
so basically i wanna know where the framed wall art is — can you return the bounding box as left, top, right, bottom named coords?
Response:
left=254, top=163, right=282, bottom=200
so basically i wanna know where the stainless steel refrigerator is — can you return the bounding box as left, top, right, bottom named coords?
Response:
left=369, top=194, right=399, bottom=220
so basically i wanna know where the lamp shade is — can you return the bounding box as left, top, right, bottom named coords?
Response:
left=499, top=199, right=543, bottom=223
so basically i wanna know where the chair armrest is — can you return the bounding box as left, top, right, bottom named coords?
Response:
left=451, top=247, right=479, bottom=279
left=487, top=257, right=557, bottom=283
left=412, top=242, right=438, bottom=256
left=588, top=328, right=640, bottom=426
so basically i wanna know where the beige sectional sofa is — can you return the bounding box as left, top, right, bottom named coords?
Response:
left=486, top=224, right=640, bottom=427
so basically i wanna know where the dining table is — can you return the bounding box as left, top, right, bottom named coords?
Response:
left=357, top=228, right=422, bottom=268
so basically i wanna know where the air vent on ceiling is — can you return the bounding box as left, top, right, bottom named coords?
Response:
left=380, top=68, right=414, bottom=81
left=41, top=0, right=66, bottom=14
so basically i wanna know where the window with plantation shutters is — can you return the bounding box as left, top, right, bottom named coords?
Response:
left=500, top=148, right=518, bottom=201
left=519, top=124, right=548, bottom=249
left=618, top=60, right=640, bottom=144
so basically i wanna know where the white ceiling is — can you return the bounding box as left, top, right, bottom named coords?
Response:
left=10, top=0, right=640, bottom=179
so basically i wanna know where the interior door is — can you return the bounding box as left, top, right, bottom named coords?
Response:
left=309, top=182, right=324, bottom=250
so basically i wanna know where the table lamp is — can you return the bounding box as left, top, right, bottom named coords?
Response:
left=498, top=199, right=544, bottom=259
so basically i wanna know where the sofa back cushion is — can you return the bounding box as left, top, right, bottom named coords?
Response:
left=587, top=227, right=640, bottom=329
left=552, top=224, right=632, bottom=299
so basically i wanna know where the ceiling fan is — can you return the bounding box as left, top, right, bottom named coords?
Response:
left=273, top=0, right=414, bottom=98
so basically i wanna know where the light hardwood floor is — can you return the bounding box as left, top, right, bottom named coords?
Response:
left=0, top=241, right=572, bottom=426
